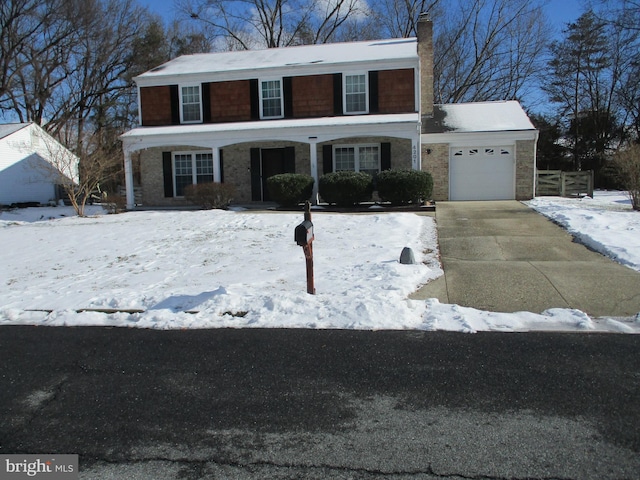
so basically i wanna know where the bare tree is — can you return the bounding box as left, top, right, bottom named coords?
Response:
left=613, top=143, right=640, bottom=210
left=178, top=0, right=368, bottom=49
left=432, top=0, right=550, bottom=104
left=371, top=0, right=442, bottom=38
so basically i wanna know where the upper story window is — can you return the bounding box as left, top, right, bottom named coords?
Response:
left=260, top=79, right=283, bottom=119
left=344, top=73, right=368, bottom=114
left=180, top=85, right=202, bottom=123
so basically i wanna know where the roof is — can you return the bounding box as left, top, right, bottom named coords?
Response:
left=424, top=101, right=536, bottom=134
left=0, top=123, right=29, bottom=140
left=136, top=38, right=418, bottom=84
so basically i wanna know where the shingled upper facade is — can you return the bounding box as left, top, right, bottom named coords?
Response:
left=121, top=15, right=538, bottom=208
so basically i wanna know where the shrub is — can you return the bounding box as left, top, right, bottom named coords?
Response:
left=613, top=144, right=640, bottom=211
left=318, top=171, right=373, bottom=206
left=184, top=182, right=235, bottom=209
left=103, top=193, right=127, bottom=214
left=376, top=169, right=434, bottom=205
left=266, top=173, right=314, bottom=207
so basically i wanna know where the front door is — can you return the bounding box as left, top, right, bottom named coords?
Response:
left=250, top=147, right=296, bottom=201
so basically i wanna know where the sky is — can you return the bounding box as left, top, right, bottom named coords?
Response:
left=139, top=0, right=587, bottom=35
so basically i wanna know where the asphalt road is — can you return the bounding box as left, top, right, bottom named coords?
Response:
left=1, top=327, right=639, bottom=480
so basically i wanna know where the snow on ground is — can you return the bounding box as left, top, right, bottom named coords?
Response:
left=0, top=192, right=638, bottom=333
left=526, top=191, right=640, bottom=272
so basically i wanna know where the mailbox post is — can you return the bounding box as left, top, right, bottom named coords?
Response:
left=295, top=201, right=315, bottom=294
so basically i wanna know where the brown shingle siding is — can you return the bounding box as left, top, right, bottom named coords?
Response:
left=210, top=80, right=252, bottom=122
left=140, top=86, right=172, bottom=126
left=291, top=75, right=334, bottom=118
left=378, top=69, right=416, bottom=114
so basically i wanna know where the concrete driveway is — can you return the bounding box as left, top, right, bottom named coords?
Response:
left=412, top=201, right=640, bottom=317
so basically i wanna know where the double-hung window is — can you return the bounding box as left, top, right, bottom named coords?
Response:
left=333, top=144, right=380, bottom=176
left=180, top=85, right=202, bottom=123
left=260, top=79, right=283, bottom=119
left=344, top=73, right=368, bottom=114
left=173, top=151, right=213, bottom=196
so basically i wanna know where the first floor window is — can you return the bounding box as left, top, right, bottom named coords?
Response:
left=333, top=144, right=380, bottom=176
left=173, top=152, right=213, bottom=196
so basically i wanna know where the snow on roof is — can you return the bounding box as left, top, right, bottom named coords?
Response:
left=136, top=38, right=417, bottom=82
left=424, top=101, right=536, bottom=133
left=122, top=113, right=419, bottom=139
left=0, top=123, right=29, bottom=140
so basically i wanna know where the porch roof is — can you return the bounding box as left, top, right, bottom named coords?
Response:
left=121, top=113, right=420, bottom=151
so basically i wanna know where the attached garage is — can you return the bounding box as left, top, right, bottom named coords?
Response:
left=421, top=101, right=538, bottom=201
left=449, top=146, right=514, bottom=201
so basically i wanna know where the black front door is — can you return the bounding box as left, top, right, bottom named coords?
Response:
left=251, top=147, right=296, bottom=201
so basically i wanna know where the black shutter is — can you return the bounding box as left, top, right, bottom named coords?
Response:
left=170, top=85, right=180, bottom=125
left=201, top=83, right=211, bottom=123
left=381, top=142, right=391, bottom=171
left=283, top=77, right=293, bottom=118
left=219, top=149, right=224, bottom=183
left=333, top=73, right=343, bottom=115
left=250, top=79, right=260, bottom=120
left=250, top=148, right=262, bottom=201
left=322, top=145, right=333, bottom=174
left=369, top=71, right=379, bottom=113
left=162, top=151, right=174, bottom=197
left=284, top=146, right=295, bottom=173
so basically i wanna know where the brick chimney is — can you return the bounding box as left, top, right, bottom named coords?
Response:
left=417, top=12, right=434, bottom=126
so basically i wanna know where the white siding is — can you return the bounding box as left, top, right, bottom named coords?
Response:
left=0, top=124, right=76, bottom=205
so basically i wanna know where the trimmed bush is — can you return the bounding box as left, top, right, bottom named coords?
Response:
left=376, top=169, right=433, bottom=205
left=266, top=173, right=314, bottom=206
left=184, top=182, right=235, bottom=209
left=319, top=171, right=373, bottom=206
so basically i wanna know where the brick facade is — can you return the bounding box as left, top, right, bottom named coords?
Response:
left=515, top=140, right=535, bottom=200
left=421, top=143, right=449, bottom=201
left=139, top=137, right=413, bottom=206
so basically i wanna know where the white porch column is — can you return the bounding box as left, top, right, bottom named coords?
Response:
left=412, top=134, right=421, bottom=171
left=308, top=139, right=319, bottom=204
left=123, top=146, right=135, bottom=210
left=212, top=147, right=221, bottom=182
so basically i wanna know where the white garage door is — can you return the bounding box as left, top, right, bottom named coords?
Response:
left=449, top=146, right=515, bottom=201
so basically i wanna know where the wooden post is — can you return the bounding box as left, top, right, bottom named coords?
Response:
left=303, top=201, right=315, bottom=295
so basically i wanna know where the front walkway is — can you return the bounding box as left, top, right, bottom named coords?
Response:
left=411, top=201, right=640, bottom=317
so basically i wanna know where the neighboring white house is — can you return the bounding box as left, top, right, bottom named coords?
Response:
left=0, top=123, right=78, bottom=206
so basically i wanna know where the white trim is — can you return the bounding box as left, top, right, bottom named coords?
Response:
left=422, top=130, right=537, bottom=146
left=259, top=77, right=284, bottom=119
left=343, top=72, right=369, bottom=115
left=179, top=84, right=203, bottom=124
left=121, top=114, right=420, bottom=152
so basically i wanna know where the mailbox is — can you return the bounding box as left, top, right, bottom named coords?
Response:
left=295, top=220, right=314, bottom=246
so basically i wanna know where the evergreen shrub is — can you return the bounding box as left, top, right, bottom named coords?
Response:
left=376, top=169, right=433, bottom=205
left=266, top=173, right=314, bottom=206
left=319, top=171, right=373, bottom=206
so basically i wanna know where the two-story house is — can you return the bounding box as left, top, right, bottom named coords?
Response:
left=121, top=15, right=538, bottom=208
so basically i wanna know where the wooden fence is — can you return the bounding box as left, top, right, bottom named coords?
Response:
left=536, top=170, right=594, bottom=198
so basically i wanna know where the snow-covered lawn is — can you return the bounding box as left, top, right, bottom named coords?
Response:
left=0, top=191, right=638, bottom=333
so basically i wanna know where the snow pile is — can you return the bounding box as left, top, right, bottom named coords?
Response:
left=1, top=192, right=639, bottom=333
